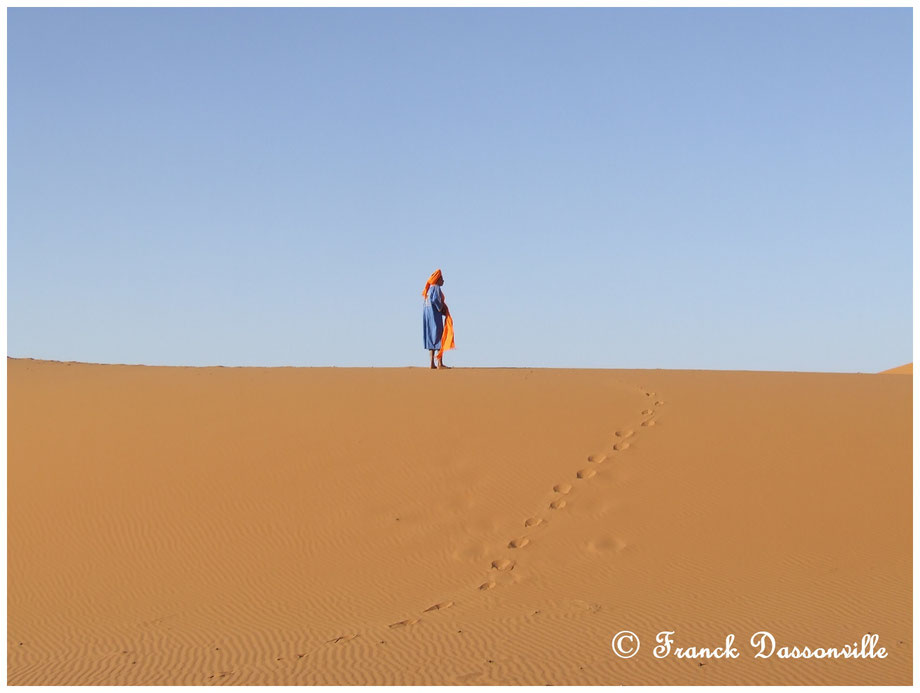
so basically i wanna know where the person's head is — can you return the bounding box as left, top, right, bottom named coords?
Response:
left=423, top=269, right=444, bottom=297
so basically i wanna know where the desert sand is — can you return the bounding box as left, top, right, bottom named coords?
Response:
left=8, top=359, right=911, bottom=685
left=881, top=363, right=912, bottom=374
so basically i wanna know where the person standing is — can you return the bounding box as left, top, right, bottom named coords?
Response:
left=422, top=269, right=455, bottom=369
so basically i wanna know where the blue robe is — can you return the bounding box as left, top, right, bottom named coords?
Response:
left=423, top=284, right=444, bottom=350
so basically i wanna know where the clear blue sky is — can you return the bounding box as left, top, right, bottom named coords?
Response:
left=8, top=8, right=912, bottom=371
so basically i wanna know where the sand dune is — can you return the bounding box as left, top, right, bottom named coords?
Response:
left=881, top=363, right=912, bottom=374
left=8, top=359, right=911, bottom=684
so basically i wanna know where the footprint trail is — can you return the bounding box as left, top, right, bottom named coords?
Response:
left=304, top=381, right=667, bottom=668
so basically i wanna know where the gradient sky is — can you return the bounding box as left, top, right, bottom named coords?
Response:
left=8, top=8, right=912, bottom=371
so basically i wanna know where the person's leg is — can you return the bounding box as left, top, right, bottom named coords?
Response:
left=429, top=349, right=436, bottom=369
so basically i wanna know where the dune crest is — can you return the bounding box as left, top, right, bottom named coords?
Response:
left=880, top=363, right=912, bottom=374
left=8, top=360, right=911, bottom=684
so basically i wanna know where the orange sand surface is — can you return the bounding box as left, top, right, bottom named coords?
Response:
left=881, top=363, right=912, bottom=374
left=8, top=359, right=912, bottom=684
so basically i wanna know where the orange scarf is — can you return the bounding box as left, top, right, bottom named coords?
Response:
left=422, top=269, right=442, bottom=298
left=423, top=269, right=455, bottom=360
left=440, top=308, right=455, bottom=361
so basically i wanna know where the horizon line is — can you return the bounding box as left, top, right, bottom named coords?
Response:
left=7, top=356, right=909, bottom=376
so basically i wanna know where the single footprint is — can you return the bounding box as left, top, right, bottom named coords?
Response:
left=328, top=633, right=358, bottom=644
left=646, top=392, right=656, bottom=397
left=613, top=441, right=630, bottom=451
left=641, top=420, right=656, bottom=427
left=389, top=618, right=420, bottom=629
left=655, top=400, right=665, bottom=406
left=553, top=482, right=572, bottom=494
left=424, top=601, right=454, bottom=612
left=641, top=409, right=653, bottom=415
left=550, top=498, right=567, bottom=510
left=524, top=517, right=544, bottom=528
left=508, top=537, right=530, bottom=549
left=479, top=581, right=496, bottom=591
left=576, top=468, right=597, bottom=479
left=615, top=429, right=634, bottom=438
left=587, top=453, right=607, bottom=463
left=491, top=558, right=515, bottom=571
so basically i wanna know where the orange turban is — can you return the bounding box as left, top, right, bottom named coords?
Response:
left=422, top=269, right=442, bottom=298
left=422, top=268, right=455, bottom=360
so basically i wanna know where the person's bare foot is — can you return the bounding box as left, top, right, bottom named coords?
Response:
left=437, top=362, right=451, bottom=369
left=430, top=364, right=437, bottom=369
